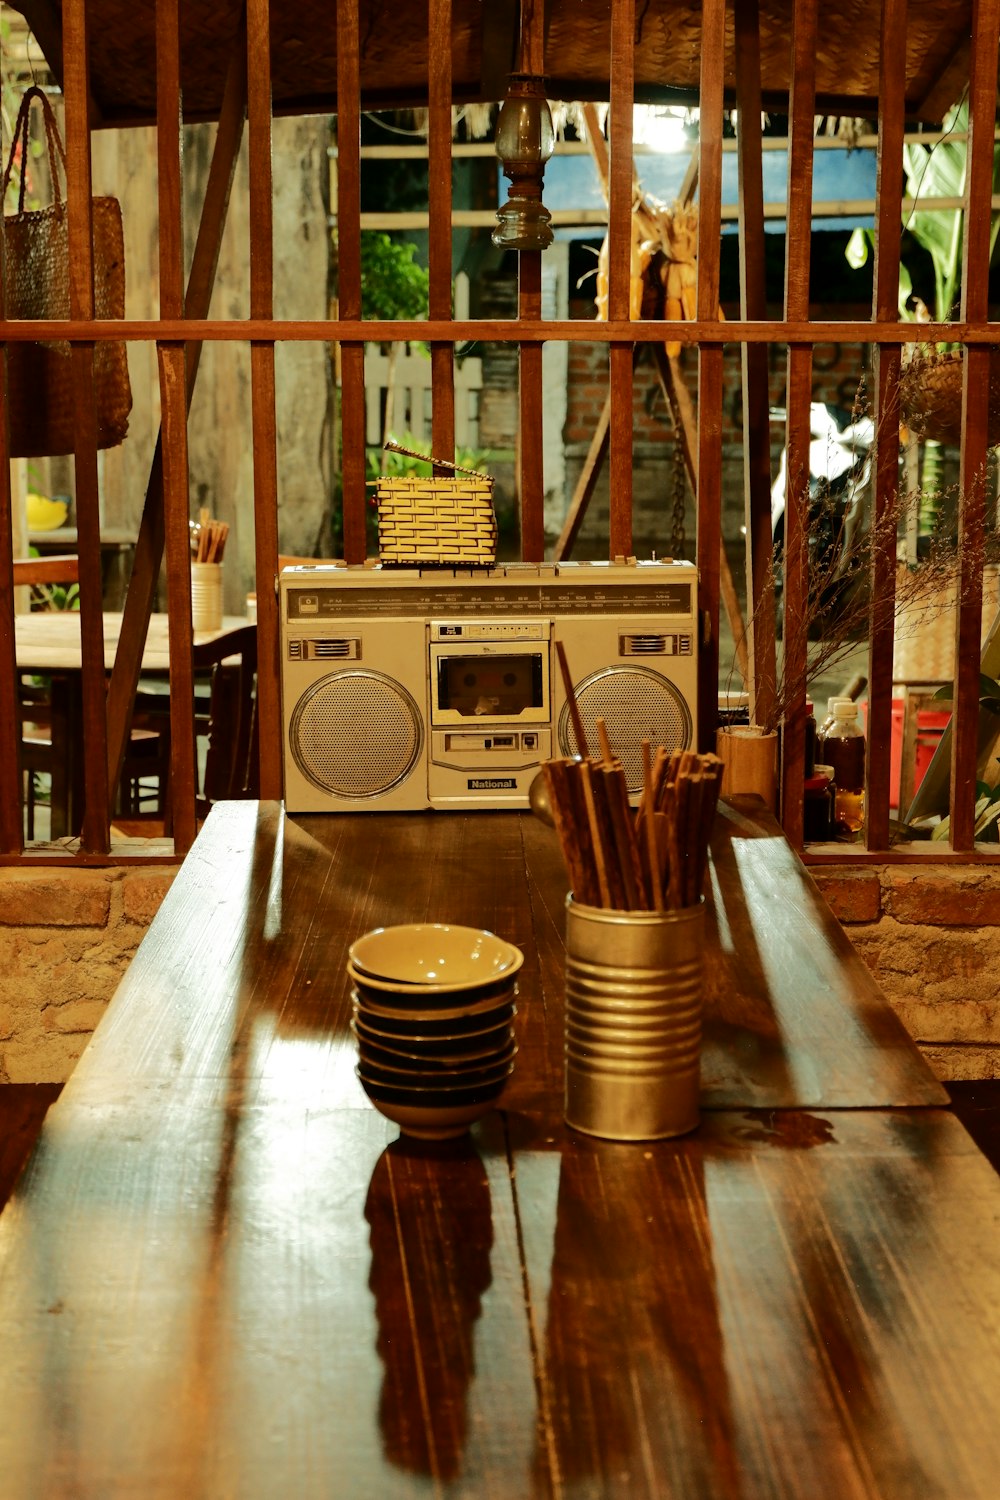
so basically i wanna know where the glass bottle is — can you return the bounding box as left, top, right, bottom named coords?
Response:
left=818, top=700, right=866, bottom=835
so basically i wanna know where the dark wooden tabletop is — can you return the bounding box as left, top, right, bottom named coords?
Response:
left=6, top=799, right=1000, bottom=1500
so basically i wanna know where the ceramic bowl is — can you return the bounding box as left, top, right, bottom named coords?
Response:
left=350, top=1016, right=516, bottom=1068
left=356, top=1049, right=516, bottom=1090
left=351, top=1008, right=516, bottom=1056
left=357, top=1063, right=513, bottom=1106
left=351, top=997, right=516, bottom=1039
left=354, top=1092, right=501, bottom=1141
left=351, top=982, right=516, bottom=1025
left=349, top=923, right=523, bottom=989
left=348, top=962, right=518, bottom=1006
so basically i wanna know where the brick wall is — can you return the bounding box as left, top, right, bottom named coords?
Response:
left=813, top=866, right=1000, bottom=1080
left=0, top=867, right=176, bottom=1083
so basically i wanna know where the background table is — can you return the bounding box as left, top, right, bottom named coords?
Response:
left=4, top=801, right=1000, bottom=1500
left=15, top=612, right=252, bottom=836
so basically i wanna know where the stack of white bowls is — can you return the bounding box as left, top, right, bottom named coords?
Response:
left=348, top=923, right=523, bottom=1140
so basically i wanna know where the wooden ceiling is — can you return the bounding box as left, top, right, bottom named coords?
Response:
left=14, top=0, right=972, bottom=126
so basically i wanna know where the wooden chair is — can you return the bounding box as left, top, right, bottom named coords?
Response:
left=15, top=557, right=80, bottom=838
left=15, top=555, right=171, bottom=838
left=195, top=624, right=259, bottom=813
left=122, top=624, right=259, bottom=836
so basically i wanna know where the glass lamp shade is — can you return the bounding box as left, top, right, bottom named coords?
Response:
left=493, top=73, right=555, bottom=251
left=494, top=74, right=555, bottom=170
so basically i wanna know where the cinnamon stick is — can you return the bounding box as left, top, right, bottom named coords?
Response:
left=579, top=760, right=612, bottom=907
left=555, top=640, right=590, bottom=759
left=603, top=765, right=647, bottom=910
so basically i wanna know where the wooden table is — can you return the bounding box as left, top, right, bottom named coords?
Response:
left=7, top=800, right=1000, bottom=1500
left=16, top=611, right=251, bottom=836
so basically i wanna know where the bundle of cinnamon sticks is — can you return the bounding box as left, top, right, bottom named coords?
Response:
left=542, top=740, right=723, bottom=912
left=190, top=508, right=229, bottom=564
left=543, top=641, right=722, bottom=912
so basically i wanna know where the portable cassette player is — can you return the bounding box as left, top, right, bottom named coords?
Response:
left=279, top=560, right=699, bottom=812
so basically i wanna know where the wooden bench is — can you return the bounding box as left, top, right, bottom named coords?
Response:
left=5, top=800, right=1000, bottom=1499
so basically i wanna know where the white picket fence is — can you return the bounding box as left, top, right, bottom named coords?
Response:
left=362, top=272, right=482, bottom=451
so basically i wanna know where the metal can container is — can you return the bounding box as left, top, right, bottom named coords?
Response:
left=564, top=896, right=705, bottom=1141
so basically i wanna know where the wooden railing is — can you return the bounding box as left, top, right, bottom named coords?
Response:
left=0, top=0, right=997, bottom=864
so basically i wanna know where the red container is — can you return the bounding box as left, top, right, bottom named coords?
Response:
left=914, top=710, right=951, bottom=789
left=862, top=699, right=951, bottom=808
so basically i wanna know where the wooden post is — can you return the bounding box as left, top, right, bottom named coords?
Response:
left=697, top=0, right=726, bottom=752
left=734, top=0, right=777, bottom=732
left=64, top=0, right=110, bottom=852
left=866, top=0, right=908, bottom=851
left=952, top=0, right=1000, bottom=847
left=780, top=0, right=819, bottom=847
left=608, top=0, right=635, bottom=560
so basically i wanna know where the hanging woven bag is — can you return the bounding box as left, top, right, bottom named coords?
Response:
left=1, top=85, right=132, bottom=456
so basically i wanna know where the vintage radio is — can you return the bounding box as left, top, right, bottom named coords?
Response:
left=279, top=560, right=699, bottom=812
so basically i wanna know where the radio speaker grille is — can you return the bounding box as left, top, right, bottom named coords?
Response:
left=289, top=670, right=423, bottom=799
left=557, top=666, right=693, bottom=793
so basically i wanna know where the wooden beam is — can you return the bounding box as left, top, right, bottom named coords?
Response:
left=12, top=556, right=80, bottom=587
left=336, top=0, right=367, bottom=564
left=246, top=0, right=282, bottom=806
left=697, top=0, right=726, bottom=750
left=951, top=0, right=1000, bottom=849
left=64, top=0, right=109, bottom=853
left=153, top=0, right=198, bottom=853
left=517, top=0, right=547, bottom=561
left=734, top=0, right=776, bottom=732
left=428, top=0, right=456, bottom=471
left=865, top=0, right=908, bottom=853
left=608, top=0, right=635, bottom=559
left=780, top=0, right=819, bottom=848
left=0, top=368, right=20, bottom=851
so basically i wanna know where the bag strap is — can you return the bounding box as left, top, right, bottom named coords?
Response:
left=2, top=86, right=67, bottom=214
left=382, top=438, right=490, bottom=480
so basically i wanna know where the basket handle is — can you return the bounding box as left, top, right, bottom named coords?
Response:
left=3, top=86, right=67, bottom=214
left=382, top=438, right=490, bottom=480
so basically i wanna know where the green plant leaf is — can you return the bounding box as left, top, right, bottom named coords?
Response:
left=845, top=228, right=871, bottom=270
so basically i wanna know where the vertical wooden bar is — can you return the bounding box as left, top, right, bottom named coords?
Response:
left=428, top=0, right=456, bottom=470
left=336, top=0, right=367, bottom=564
left=733, top=0, right=776, bottom=732
left=518, top=259, right=546, bottom=561
left=154, top=0, right=198, bottom=852
left=517, top=0, right=546, bottom=561
left=63, top=0, right=110, bottom=852
left=866, top=0, right=907, bottom=852
left=0, top=27, right=21, bottom=851
left=952, top=0, right=1000, bottom=848
left=696, top=0, right=726, bottom=750
left=607, top=0, right=635, bottom=560
left=780, top=0, right=818, bottom=848
left=246, top=0, right=282, bottom=802
left=0, top=368, right=18, bottom=850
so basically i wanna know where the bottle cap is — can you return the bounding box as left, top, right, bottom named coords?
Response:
left=833, top=700, right=859, bottom=719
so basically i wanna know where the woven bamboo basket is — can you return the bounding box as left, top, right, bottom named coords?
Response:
left=373, top=442, right=497, bottom=567
left=898, top=349, right=1000, bottom=448
left=893, top=561, right=1000, bottom=682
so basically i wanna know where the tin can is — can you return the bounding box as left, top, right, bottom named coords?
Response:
left=564, top=896, right=705, bottom=1141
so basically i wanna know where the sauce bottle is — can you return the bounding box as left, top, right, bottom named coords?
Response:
left=818, top=700, right=866, bottom=834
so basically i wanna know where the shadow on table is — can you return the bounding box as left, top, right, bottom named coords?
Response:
left=364, top=1136, right=494, bottom=1481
